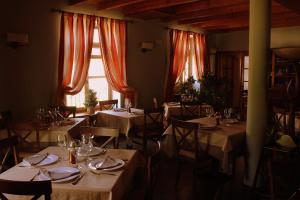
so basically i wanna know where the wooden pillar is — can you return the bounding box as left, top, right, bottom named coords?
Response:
left=245, top=0, right=271, bottom=185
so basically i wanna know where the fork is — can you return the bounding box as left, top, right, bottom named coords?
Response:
left=30, top=170, right=41, bottom=181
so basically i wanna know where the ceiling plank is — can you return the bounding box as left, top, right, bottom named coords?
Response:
left=69, top=0, right=89, bottom=5
left=175, top=0, right=249, bottom=14
left=123, top=0, right=198, bottom=15
left=178, top=4, right=291, bottom=25
left=98, top=0, right=144, bottom=10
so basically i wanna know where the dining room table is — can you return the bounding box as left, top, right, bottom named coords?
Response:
left=162, top=117, right=246, bottom=174
left=96, top=108, right=144, bottom=137
left=9, top=117, right=87, bottom=149
left=0, top=146, right=144, bottom=200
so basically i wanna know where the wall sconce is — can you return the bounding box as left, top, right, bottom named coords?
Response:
left=7, top=32, right=29, bottom=48
left=140, top=42, right=154, bottom=53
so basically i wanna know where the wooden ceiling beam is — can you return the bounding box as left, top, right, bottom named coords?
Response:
left=274, top=0, right=300, bottom=15
left=175, top=0, right=249, bottom=14
left=97, top=0, right=144, bottom=10
left=123, top=0, right=198, bottom=15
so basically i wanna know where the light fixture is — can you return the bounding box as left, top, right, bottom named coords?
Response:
left=6, top=32, right=29, bottom=48
left=140, top=42, right=154, bottom=53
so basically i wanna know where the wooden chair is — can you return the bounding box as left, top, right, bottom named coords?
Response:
left=80, top=126, right=119, bottom=148
left=59, top=106, right=76, bottom=118
left=132, top=107, right=165, bottom=151
left=145, top=140, right=162, bottom=200
left=0, top=136, right=19, bottom=173
left=171, top=118, right=214, bottom=189
left=179, top=101, right=201, bottom=120
left=99, top=99, right=118, bottom=111
left=0, top=179, right=52, bottom=200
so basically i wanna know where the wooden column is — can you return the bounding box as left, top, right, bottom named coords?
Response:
left=245, top=0, right=271, bottom=185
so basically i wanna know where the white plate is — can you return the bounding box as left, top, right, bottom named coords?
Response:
left=88, top=157, right=125, bottom=173
left=39, top=154, right=59, bottom=166
left=47, top=167, right=80, bottom=183
left=77, top=147, right=105, bottom=157
left=224, top=119, right=239, bottom=124
left=200, top=124, right=217, bottom=130
left=21, top=154, right=59, bottom=167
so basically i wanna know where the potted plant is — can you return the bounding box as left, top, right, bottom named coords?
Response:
left=84, top=89, right=98, bottom=114
left=200, top=73, right=231, bottom=112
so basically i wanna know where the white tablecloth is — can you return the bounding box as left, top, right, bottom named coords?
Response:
left=96, top=108, right=144, bottom=136
left=162, top=117, right=246, bottom=173
left=0, top=146, right=144, bottom=200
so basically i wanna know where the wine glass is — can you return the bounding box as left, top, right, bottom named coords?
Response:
left=57, top=134, right=67, bottom=160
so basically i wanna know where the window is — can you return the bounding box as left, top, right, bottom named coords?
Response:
left=243, top=56, right=249, bottom=90
left=178, top=34, right=197, bottom=83
left=66, top=28, right=121, bottom=109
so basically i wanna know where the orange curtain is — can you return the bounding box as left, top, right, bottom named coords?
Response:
left=97, top=17, right=135, bottom=104
left=193, top=33, right=208, bottom=80
left=57, top=13, right=95, bottom=105
left=165, top=29, right=190, bottom=101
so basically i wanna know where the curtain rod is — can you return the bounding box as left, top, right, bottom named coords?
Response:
left=165, top=27, right=205, bottom=34
left=51, top=8, right=134, bottom=23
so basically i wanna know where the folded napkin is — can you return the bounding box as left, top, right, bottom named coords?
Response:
left=95, top=156, right=121, bottom=170
left=23, top=153, right=48, bottom=165
left=48, top=171, right=80, bottom=181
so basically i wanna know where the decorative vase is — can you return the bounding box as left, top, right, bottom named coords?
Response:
left=87, top=107, right=95, bottom=114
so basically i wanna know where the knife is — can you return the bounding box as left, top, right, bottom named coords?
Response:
left=95, top=156, right=107, bottom=169
left=72, top=172, right=86, bottom=185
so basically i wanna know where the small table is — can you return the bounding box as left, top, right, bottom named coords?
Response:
left=162, top=117, right=246, bottom=174
left=0, top=146, right=143, bottom=200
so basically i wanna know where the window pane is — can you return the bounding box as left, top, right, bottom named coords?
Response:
left=244, top=82, right=248, bottom=90
left=244, top=69, right=249, bottom=81
left=89, top=59, right=105, bottom=76
left=91, top=48, right=100, bottom=55
left=244, top=56, right=249, bottom=69
left=89, top=78, right=108, bottom=100
left=112, top=90, right=121, bottom=107
left=93, top=29, right=99, bottom=43
left=66, top=88, right=85, bottom=107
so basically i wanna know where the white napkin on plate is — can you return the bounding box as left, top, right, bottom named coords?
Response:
left=23, top=153, right=48, bottom=165
left=95, top=156, right=121, bottom=170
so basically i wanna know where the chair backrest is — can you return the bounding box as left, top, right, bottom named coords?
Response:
left=0, top=179, right=52, bottom=200
left=0, top=136, right=19, bottom=173
left=80, top=126, right=119, bottom=148
left=171, top=118, right=200, bottom=160
left=144, top=107, right=164, bottom=132
left=59, top=106, right=76, bottom=118
left=99, top=100, right=118, bottom=111
left=179, top=101, right=201, bottom=120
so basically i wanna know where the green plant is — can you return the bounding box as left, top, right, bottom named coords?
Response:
left=84, top=89, right=98, bottom=107
left=200, top=73, right=231, bottom=111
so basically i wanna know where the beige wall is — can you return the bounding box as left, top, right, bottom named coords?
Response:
left=0, top=0, right=168, bottom=119
left=215, top=26, right=300, bottom=51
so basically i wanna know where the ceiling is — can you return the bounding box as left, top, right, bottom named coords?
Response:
left=68, top=0, right=300, bottom=32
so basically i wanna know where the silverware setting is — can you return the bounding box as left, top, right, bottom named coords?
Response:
left=72, top=172, right=86, bottom=185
